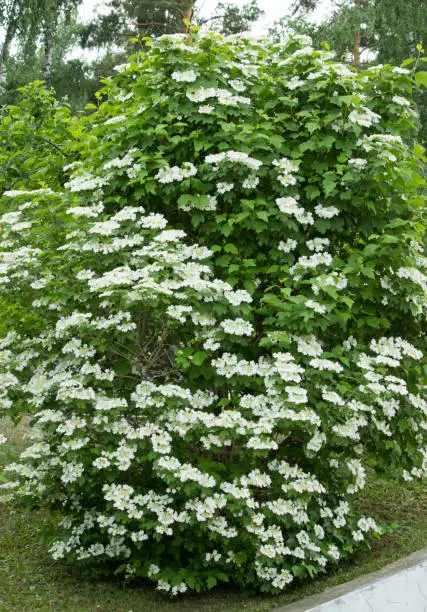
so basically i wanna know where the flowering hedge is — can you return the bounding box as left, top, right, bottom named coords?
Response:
left=0, top=32, right=426, bottom=595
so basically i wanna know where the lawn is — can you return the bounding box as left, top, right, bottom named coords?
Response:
left=1, top=417, right=426, bottom=612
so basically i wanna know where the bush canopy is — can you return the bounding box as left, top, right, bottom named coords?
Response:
left=0, top=31, right=426, bottom=595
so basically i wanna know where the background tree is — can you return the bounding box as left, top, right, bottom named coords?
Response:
left=280, top=0, right=427, bottom=139
left=289, top=0, right=426, bottom=67
left=0, top=0, right=39, bottom=87
left=0, top=0, right=82, bottom=93
left=80, top=0, right=262, bottom=47
left=4, top=8, right=94, bottom=110
left=201, top=0, right=263, bottom=36
left=80, top=0, right=197, bottom=47
left=40, top=0, right=81, bottom=86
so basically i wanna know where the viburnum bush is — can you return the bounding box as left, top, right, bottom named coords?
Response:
left=0, top=32, right=426, bottom=595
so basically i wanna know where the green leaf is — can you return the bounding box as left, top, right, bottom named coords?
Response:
left=270, top=135, right=284, bottom=148
left=256, top=211, right=269, bottom=222
left=415, top=71, right=427, bottom=87
left=224, top=243, right=239, bottom=254
left=207, top=576, right=217, bottom=589
left=192, top=351, right=207, bottom=366
left=305, top=185, right=321, bottom=200
left=217, top=572, right=229, bottom=582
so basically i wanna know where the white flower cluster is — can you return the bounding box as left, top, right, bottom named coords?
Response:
left=273, top=157, right=300, bottom=187
left=276, top=196, right=314, bottom=225
left=103, top=149, right=137, bottom=170
left=314, top=204, right=340, bottom=219
left=278, top=238, right=297, bottom=253
left=65, top=173, right=108, bottom=192
left=171, top=69, right=198, bottom=82
left=305, top=299, right=326, bottom=314
left=186, top=87, right=250, bottom=106
left=348, top=107, right=381, bottom=128
left=155, top=162, right=197, bottom=184
left=205, top=150, right=262, bottom=170
left=220, top=317, right=253, bottom=336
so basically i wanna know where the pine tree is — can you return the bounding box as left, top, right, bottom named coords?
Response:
left=80, top=0, right=262, bottom=48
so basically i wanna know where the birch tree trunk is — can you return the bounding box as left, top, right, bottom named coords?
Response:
left=406, top=31, right=416, bottom=56
left=0, top=0, right=23, bottom=91
left=0, top=30, right=14, bottom=90
left=43, top=31, right=54, bottom=86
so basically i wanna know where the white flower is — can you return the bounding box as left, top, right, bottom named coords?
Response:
left=224, top=289, right=252, bottom=305
left=155, top=162, right=197, bottom=184
left=286, top=76, right=305, bottom=89
left=348, top=157, right=367, bottom=170
left=2, top=188, right=53, bottom=197
left=186, top=87, right=250, bottom=106
left=65, top=174, right=107, bottom=192
left=221, top=318, right=253, bottom=336
left=104, top=115, right=127, bottom=125
left=0, top=434, right=7, bottom=445
left=327, top=545, right=340, bottom=560
left=216, top=182, right=234, bottom=194
left=103, top=150, right=136, bottom=170
left=61, top=462, right=84, bottom=483
left=166, top=305, right=193, bottom=322
left=322, top=389, right=345, bottom=405
left=305, top=299, right=326, bottom=314
left=306, top=431, right=326, bottom=453
left=278, top=239, right=297, bottom=253
left=307, top=237, right=330, bottom=252
left=392, top=95, right=411, bottom=107
left=276, top=197, right=314, bottom=225
left=242, top=175, right=259, bottom=189
left=198, top=105, right=214, bottom=114
left=273, top=158, right=300, bottom=184
left=315, top=204, right=340, bottom=218
left=310, top=358, right=343, bottom=373
left=90, top=220, right=120, bottom=236
left=148, top=564, right=160, bottom=577
left=286, top=385, right=308, bottom=404
left=357, top=517, right=378, bottom=532
left=205, top=151, right=262, bottom=170
left=171, top=70, right=198, bottom=82
left=229, top=79, right=246, bottom=92
left=275, top=196, right=299, bottom=214
left=93, top=455, right=111, bottom=469
left=296, top=335, right=323, bottom=357
left=348, top=107, right=380, bottom=128
left=1, top=211, right=22, bottom=224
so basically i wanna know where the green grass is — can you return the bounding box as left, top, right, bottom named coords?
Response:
left=1, top=417, right=426, bottom=612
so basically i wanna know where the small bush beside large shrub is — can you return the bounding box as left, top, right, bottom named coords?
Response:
left=0, top=32, right=426, bottom=594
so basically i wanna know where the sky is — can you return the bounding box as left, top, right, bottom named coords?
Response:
left=78, top=0, right=334, bottom=34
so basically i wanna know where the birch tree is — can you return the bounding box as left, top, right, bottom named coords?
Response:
left=0, top=0, right=33, bottom=87
left=0, top=0, right=81, bottom=90
left=290, top=0, right=426, bottom=69
left=40, top=0, right=80, bottom=86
